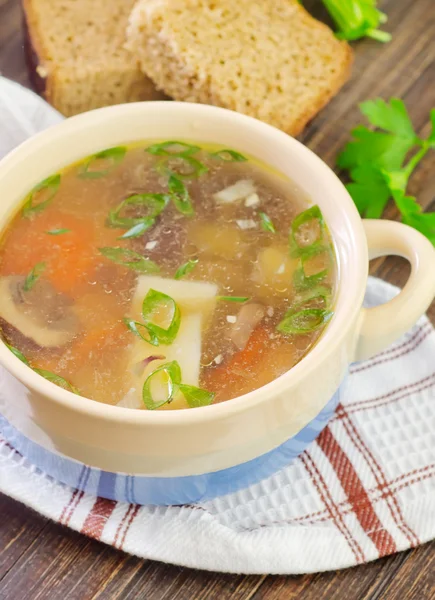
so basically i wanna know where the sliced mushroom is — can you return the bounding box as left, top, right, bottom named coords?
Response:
left=0, top=275, right=78, bottom=348
left=230, top=303, right=265, bottom=351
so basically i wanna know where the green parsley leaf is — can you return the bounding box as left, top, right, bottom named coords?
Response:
left=360, top=98, right=416, bottom=139
left=338, top=98, right=435, bottom=246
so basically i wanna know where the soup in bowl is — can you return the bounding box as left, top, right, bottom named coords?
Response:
left=0, top=140, right=336, bottom=410
left=0, top=102, right=433, bottom=504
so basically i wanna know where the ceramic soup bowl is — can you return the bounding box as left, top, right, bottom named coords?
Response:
left=0, top=102, right=434, bottom=505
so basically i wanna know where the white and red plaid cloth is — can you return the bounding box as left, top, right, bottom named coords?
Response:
left=1, top=77, right=434, bottom=574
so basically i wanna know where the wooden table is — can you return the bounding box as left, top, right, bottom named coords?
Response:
left=1, top=0, right=434, bottom=598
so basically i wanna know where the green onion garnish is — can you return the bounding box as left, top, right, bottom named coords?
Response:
left=118, top=222, right=152, bottom=240
left=123, top=318, right=160, bottom=346
left=46, top=228, right=71, bottom=236
left=277, top=308, right=333, bottom=335
left=2, top=344, right=79, bottom=393
left=142, top=360, right=182, bottom=410
left=146, top=141, right=201, bottom=157
left=142, top=360, right=214, bottom=409
left=289, top=205, right=325, bottom=258
left=78, top=146, right=126, bottom=179
left=210, top=149, right=248, bottom=162
left=179, top=383, right=215, bottom=408
left=5, top=343, right=30, bottom=366
left=295, top=285, right=332, bottom=306
left=156, top=156, right=208, bottom=179
left=34, top=368, right=80, bottom=395
left=293, top=265, right=328, bottom=292
left=259, top=212, right=276, bottom=233
left=174, top=259, right=198, bottom=280
left=23, top=262, right=46, bottom=292
left=22, top=174, right=61, bottom=218
left=168, top=175, right=194, bottom=216
left=217, top=296, right=250, bottom=303
left=98, top=247, right=160, bottom=273
left=108, top=193, right=169, bottom=230
left=140, top=289, right=181, bottom=345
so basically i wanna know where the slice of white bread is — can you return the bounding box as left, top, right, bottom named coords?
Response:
left=126, top=0, right=353, bottom=136
left=23, top=0, right=164, bottom=116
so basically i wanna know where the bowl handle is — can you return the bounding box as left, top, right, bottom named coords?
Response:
left=354, top=219, right=435, bottom=361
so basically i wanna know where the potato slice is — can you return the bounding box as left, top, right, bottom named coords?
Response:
left=188, top=222, right=246, bottom=260
left=252, top=246, right=298, bottom=298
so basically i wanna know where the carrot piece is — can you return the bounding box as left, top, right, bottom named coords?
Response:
left=71, top=321, right=127, bottom=366
left=201, top=326, right=271, bottom=401
left=0, top=211, right=97, bottom=295
left=228, top=326, right=270, bottom=372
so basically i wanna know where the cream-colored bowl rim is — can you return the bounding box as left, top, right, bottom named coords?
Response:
left=0, top=102, right=367, bottom=425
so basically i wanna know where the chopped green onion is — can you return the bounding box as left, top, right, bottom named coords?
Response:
left=5, top=343, right=29, bottom=366
left=168, top=175, right=195, bottom=215
left=217, top=296, right=251, bottom=303
left=293, top=265, right=328, bottom=292
left=141, top=289, right=181, bottom=345
left=108, top=193, right=169, bottom=229
left=142, top=360, right=214, bottom=409
left=23, top=262, right=46, bottom=292
left=78, top=146, right=126, bottom=179
left=123, top=318, right=159, bottom=346
left=179, top=383, right=215, bottom=408
left=46, top=228, right=71, bottom=236
left=118, top=222, right=152, bottom=240
left=210, top=149, right=248, bottom=162
left=295, top=285, right=332, bottom=306
left=146, top=141, right=201, bottom=157
left=34, top=368, right=80, bottom=395
left=289, top=205, right=325, bottom=258
left=156, top=156, right=208, bottom=179
left=22, top=174, right=61, bottom=218
left=98, top=247, right=160, bottom=273
left=259, top=212, right=276, bottom=233
left=277, top=308, right=333, bottom=335
left=142, top=360, right=182, bottom=409
left=174, top=258, right=198, bottom=279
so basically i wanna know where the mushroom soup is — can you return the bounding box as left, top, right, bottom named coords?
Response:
left=0, top=142, right=336, bottom=409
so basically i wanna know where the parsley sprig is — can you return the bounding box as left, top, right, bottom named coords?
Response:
left=320, top=0, right=390, bottom=42
left=337, top=98, right=435, bottom=245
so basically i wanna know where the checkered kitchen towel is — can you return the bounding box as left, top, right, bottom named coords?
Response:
left=0, top=77, right=434, bottom=574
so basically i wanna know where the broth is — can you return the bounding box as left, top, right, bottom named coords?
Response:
left=0, top=141, right=336, bottom=409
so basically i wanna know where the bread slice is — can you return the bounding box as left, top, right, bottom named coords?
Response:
left=23, top=0, right=164, bottom=116
left=126, top=0, right=352, bottom=136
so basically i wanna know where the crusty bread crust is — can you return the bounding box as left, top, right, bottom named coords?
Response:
left=22, top=0, right=164, bottom=116
left=127, top=0, right=353, bottom=136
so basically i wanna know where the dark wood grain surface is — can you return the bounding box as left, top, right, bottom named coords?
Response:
left=0, top=0, right=435, bottom=598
